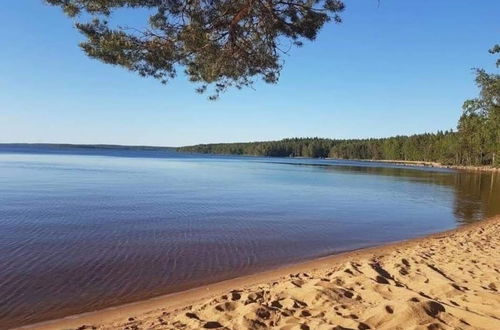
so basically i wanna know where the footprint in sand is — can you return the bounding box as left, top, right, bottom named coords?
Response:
left=202, top=321, right=224, bottom=329
left=215, top=302, right=237, bottom=312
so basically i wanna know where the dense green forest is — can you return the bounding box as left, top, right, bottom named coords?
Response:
left=179, top=134, right=464, bottom=164
left=180, top=48, right=500, bottom=167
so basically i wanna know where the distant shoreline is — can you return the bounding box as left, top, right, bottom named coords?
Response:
left=2, top=143, right=498, bottom=172
left=0, top=143, right=175, bottom=151
left=19, top=216, right=500, bottom=330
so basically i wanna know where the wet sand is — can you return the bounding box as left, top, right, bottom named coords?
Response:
left=19, top=216, right=500, bottom=330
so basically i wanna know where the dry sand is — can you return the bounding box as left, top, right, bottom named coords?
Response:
left=21, top=217, right=500, bottom=330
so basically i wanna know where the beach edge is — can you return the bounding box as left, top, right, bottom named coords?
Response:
left=16, top=216, right=500, bottom=330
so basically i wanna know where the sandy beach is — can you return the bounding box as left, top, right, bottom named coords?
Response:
left=351, top=159, right=500, bottom=173
left=20, top=217, right=500, bottom=330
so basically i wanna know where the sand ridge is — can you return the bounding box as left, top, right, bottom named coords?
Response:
left=22, top=218, right=500, bottom=330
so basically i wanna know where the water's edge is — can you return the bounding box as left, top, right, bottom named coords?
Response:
left=19, top=217, right=497, bottom=330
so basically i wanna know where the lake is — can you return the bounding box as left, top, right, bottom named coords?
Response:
left=1, top=145, right=499, bottom=328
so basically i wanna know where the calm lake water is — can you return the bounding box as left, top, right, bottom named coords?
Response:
left=1, top=145, right=499, bottom=328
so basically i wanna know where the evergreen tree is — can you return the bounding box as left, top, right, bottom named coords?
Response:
left=46, top=0, right=344, bottom=99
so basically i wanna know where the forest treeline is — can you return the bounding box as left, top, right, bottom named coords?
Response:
left=177, top=129, right=495, bottom=166
left=180, top=48, right=499, bottom=167
left=179, top=133, right=462, bottom=164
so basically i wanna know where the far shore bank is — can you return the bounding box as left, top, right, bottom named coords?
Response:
left=3, top=143, right=498, bottom=173
left=346, top=158, right=500, bottom=173
left=179, top=149, right=500, bottom=173
left=20, top=216, right=500, bottom=330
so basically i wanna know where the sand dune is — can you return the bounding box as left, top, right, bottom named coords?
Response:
left=25, top=217, right=500, bottom=330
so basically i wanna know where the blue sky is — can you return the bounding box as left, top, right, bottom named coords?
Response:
left=0, top=1, right=499, bottom=147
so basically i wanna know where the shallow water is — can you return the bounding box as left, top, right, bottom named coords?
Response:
left=0, top=145, right=499, bottom=328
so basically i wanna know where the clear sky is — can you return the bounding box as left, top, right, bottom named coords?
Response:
left=0, top=1, right=499, bottom=147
